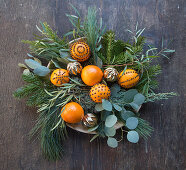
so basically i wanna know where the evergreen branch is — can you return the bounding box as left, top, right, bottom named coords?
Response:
left=135, top=118, right=153, bottom=139
left=13, top=73, right=52, bottom=106
left=22, top=22, right=68, bottom=61
left=145, top=92, right=178, bottom=102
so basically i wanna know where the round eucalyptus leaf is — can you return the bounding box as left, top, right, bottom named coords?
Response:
left=105, top=115, right=117, bottom=127
left=129, top=102, right=140, bottom=111
left=110, top=84, right=121, bottom=97
left=133, top=93, right=145, bottom=105
left=102, top=99, right=112, bottom=111
left=104, top=127, right=116, bottom=137
left=113, top=104, right=122, bottom=112
left=25, top=59, right=41, bottom=69
left=33, top=66, right=50, bottom=76
left=107, top=137, right=118, bottom=148
left=101, top=111, right=111, bottom=121
left=95, top=104, right=104, bottom=112
left=123, top=89, right=138, bottom=103
left=127, top=131, right=139, bottom=143
left=126, top=117, right=138, bottom=129
left=121, top=111, right=135, bottom=120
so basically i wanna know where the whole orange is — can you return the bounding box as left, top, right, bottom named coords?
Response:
left=61, top=102, right=84, bottom=123
left=90, top=84, right=111, bottom=103
left=50, top=69, right=69, bottom=86
left=81, top=65, right=103, bottom=86
left=118, top=69, right=139, bottom=88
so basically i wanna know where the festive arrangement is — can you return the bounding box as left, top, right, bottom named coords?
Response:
left=13, top=6, right=176, bottom=160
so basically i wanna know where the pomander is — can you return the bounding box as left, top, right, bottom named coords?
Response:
left=70, top=41, right=90, bottom=62
left=50, top=69, right=69, bottom=86
left=118, top=69, right=139, bottom=88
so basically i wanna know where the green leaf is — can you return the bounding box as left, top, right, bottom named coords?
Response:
left=101, top=111, right=111, bottom=121
left=145, top=56, right=160, bottom=58
left=126, top=117, right=138, bottom=129
left=120, top=111, right=135, bottom=121
left=105, top=115, right=117, bottom=127
left=110, top=84, right=121, bottom=97
left=123, top=89, right=138, bottom=103
left=60, top=51, right=70, bottom=58
left=122, top=66, right=127, bottom=76
left=25, top=59, right=41, bottom=69
left=104, top=127, right=116, bottom=137
left=95, top=104, right=104, bottom=112
left=113, top=104, right=122, bottom=111
left=102, top=99, right=112, bottom=111
left=133, top=93, right=145, bottom=105
left=127, top=131, right=139, bottom=143
left=90, top=134, right=99, bottom=142
left=107, top=137, right=118, bottom=148
left=27, top=53, right=34, bottom=58
left=163, top=49, right=175, bottom=53
left=129, top=102, right=140, bottom=111
left=88, top=125, right=99, bottom=132
left=33, top=66, right=50, bottom=76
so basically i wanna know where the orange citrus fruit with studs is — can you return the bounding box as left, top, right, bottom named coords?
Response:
left=81, top=65, right=103, bottom=86
left=118, top=69, right=139, bottom=88
left=90, top=84, right=111, bottom=103
left=70, top=41, right=90, bottom=62
left=61, top=102, right=84, bottom=123
left=50, top=69, right=69, bottom=86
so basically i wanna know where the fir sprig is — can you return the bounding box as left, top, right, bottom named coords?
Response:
left=22, top=22, right=68, bottom=61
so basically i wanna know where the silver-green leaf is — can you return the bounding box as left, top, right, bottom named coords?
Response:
left=25, top=59, right=41, bottom=69
left=102, top=99, right=112, bottom=111
left=95, top=104, right=104, bottom=112
left=104, top=127, right=116, bottom=137
left=126, top=117, right=138, bottom=129
left=120, top=111, right=135, bottom=120
left=127, top=131, right=139, bottom=143
left=107, top=137, right=118, bottom=148
left=33, top=66, right=50, bottom=76
left=105, top=115, right=117, bottom=127
left=133, top=93, right=145, bottom=105
left=113, top=104, right=122, bottom=111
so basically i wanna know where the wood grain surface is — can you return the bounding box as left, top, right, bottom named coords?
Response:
left=0, top=0, right=185, bottom=170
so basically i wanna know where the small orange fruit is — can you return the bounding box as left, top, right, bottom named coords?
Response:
left=90, top=84, right=111, bottom=103
left=118, top=69, right=139, bottom=88
left=61, top=102, right=84, bottom=123
left=67, top=62, right=82, bottom=75
left=50, top=69, right=69, bottom=86
left=81, top=65, right=103, bottom=86
left=70, top=41, right=90, bottom=62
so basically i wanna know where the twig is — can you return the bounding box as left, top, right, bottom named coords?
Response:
left=102, top=63, right=134, bottom=67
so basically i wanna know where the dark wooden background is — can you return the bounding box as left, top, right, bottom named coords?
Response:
left=0, top=0, right=185, bottom=170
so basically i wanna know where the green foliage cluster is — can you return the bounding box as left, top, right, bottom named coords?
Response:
left=66, top=6, right=105, bottom=65
left=91, top=86, right=153, bottom=148
left=13, top=5, right=177, bottom=160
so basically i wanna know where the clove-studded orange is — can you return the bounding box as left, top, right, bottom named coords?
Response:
left=50, top=69, right=69, bottom=86
left=90, top=84, right=111, bottom=103
left=70, top=41, right=90, bottom=62
left=61, top=102, right=84, bottom=123
left=81, top=65, right=103, bottom=86
left=118, top=69, right=139, bottom=88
